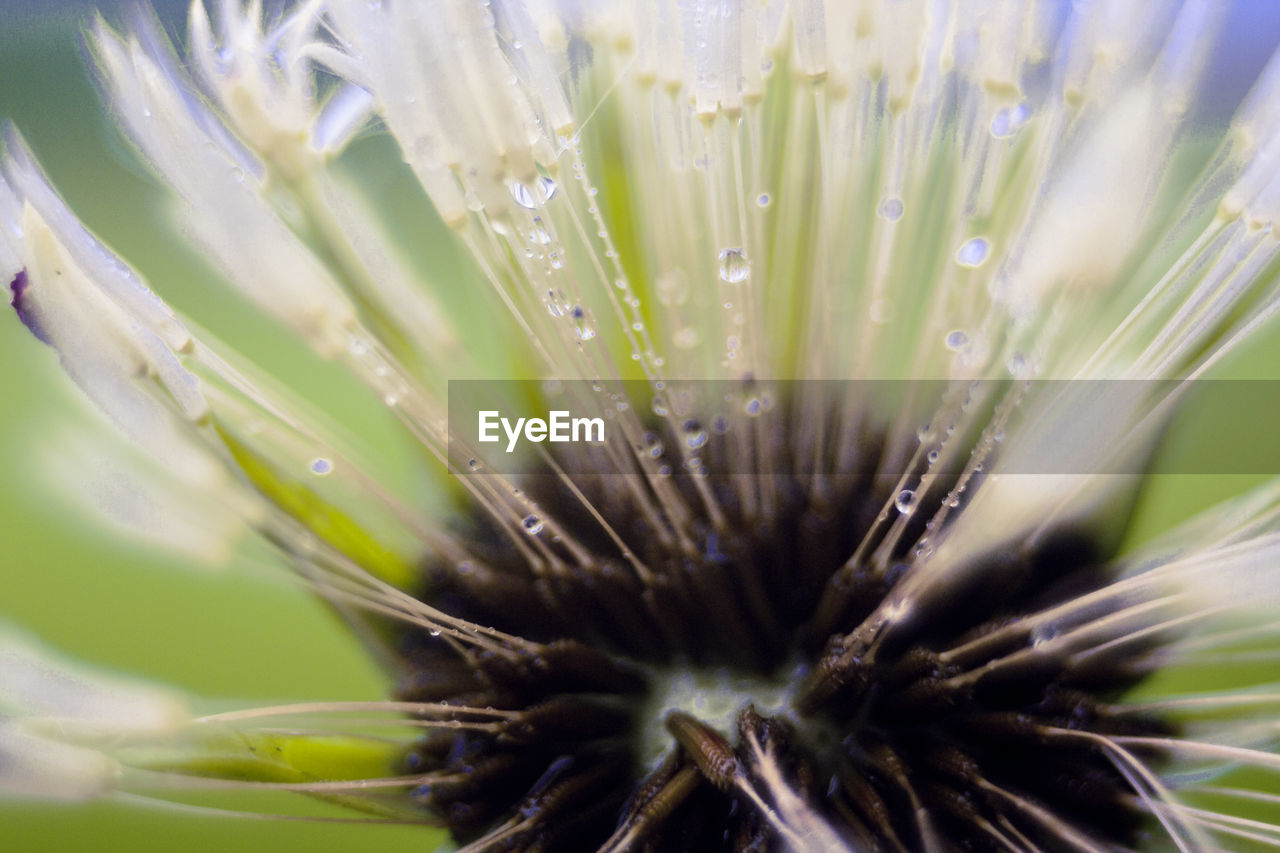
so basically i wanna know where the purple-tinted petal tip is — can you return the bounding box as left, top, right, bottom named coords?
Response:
left=10, top=268, right=50, bottom=345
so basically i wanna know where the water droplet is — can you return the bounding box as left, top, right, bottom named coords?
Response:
left=652, top=397, right=669, bottom=417
left=718, top=248, right=750, bottom=283
left=756, top=193, right=771, bottom=207
left=682, top=419, right=708, bottom=449
left=926, top=449, right=939, bottom=464
left=1006, top=352, right=1033, bottom=379
left=884, top=597, right=912, bottom=622
left=571, top=305, right=596, bottom=341
left=1031, top=625, right=1057, bottom=649
left=522, top=515, right=544, bottom=535
left=990, top=103, right=1031, bottom=139
left=895, top=489, right=917, bottom=515
left=510, top=181, right=536, bottom=209
left=230, top=166, right=245, bottom=183
left=945, top=329, right=969, bottom=351
left=917, top=424, right=935, bottom=442
left=656, top=464, right=672, bottom=478
left=310, top=457, right=333, bottom=475
left=510, top=176, right=557, bottom=209
left=546, top=289, right=569, bottom=317
left=878, top=197, right=904, bottom=221
left=954, top=237, right=990, bottom=268
left=744, top=397, right=762, bottom=416
left=993, top=428, right=1006, bottom=444
left=642, top=432, right=664, bottom=458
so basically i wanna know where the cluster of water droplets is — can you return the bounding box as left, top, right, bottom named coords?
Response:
left=989, top=103, right=1032, bottom=139
left=681, top=419, right=709, bottom=450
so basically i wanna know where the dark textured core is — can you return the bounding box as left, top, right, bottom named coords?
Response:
left=393, top=409, right=1172, bottom=851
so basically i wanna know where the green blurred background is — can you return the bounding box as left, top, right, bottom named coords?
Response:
left=1, top=2, right=1280, bottom=852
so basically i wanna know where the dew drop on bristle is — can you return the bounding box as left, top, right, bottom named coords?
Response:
left=309, top=457, right=332, bottom=475
left=878, top=196, right=904, bottom=221
left=718, top=248, right=750, bottom=283
left=510, top=176, right=558, bottom=209
left=756, top=193, right=770, bottom=207
left=521, top=515, right=543, bottom=535
left=538, top=176, right=557, bottom=202
left=1007, top=351, right=1033, bottom=378
left=990, top=103, right=1031, bottom=138
left=954, top=237, right=990, bottom=267
left=895, top=489, right=917, bottom=515
left=510, top=181, right=536, bottom=209
left=1032, top=625, right=1057, bottom=648
left=570, top=305, right=596, bottom=341
left=945, top=329, right=970, bottom=350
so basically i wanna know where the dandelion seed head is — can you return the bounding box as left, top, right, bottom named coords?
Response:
left=4, top=0, right=1280, bottom=850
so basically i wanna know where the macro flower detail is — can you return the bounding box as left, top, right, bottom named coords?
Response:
left=5, top=1, right=1280, bottom=851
